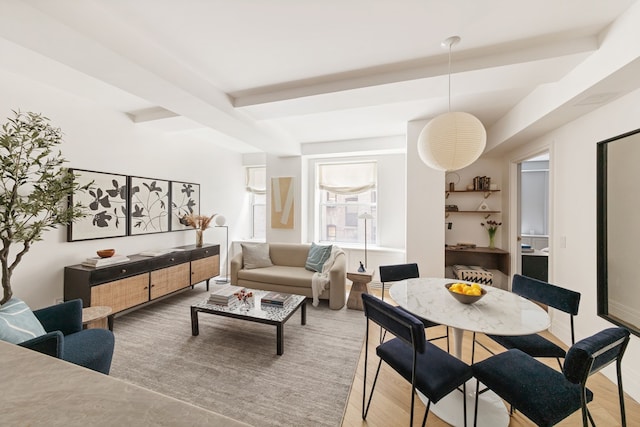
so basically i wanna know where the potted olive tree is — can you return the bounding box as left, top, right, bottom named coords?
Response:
left=0, top=110, right=87, bottom=305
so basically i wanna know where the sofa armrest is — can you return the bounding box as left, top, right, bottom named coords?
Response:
left=33, top=299, right=83, bottom=335
left=328, top=251, right=346, bottom=310
left=18, top=330, right=64, bottom=358
left=230, top=252, right=244, bottom=285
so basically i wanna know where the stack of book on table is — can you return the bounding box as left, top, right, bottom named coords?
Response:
left=261, top=292, right=293, bottom=308
left=208, top=285, right=245, bottom=306
left=82, top=255, right=130, bottom=268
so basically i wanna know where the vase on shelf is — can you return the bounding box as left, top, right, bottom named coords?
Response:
left=195, top=229, right=204, bottom=247
left=487, top=230, right=496, bottom=249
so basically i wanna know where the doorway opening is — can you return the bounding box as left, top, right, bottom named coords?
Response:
left=518, top=152, right=550, bottom=282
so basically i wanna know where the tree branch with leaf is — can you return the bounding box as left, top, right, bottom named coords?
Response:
left=0, top=111, right=89, bottom=304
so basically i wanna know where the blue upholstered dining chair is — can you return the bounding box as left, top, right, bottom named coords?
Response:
left=361, top=293, right=473, bottom=427
left=379, top=263, right=449, bottom=351
left=18, top=299, right=115, bottom=374
left=472, top=274, right=580, bottom=367
left=472, top=327, right=630, bottom=427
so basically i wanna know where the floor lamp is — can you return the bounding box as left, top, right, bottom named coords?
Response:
left=214, top=215, right=229, bottom=284
left=358, top=212, right=373, bottom=271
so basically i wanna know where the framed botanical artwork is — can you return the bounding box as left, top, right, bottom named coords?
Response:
left=128, top=176, right=170, bottom=235
left=67, top=169, right=128, bottom=241
left=170, top=181, right=200, bottom=231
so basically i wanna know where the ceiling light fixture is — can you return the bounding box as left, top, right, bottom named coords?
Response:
left=417, top=36, right=486, bottom=171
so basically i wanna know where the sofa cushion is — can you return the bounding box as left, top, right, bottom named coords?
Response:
left=238, top=265, right=315, bottom=288
left=305, top=242, right=333, bottom=272
left=241, top=242, right=273, bottom=269
left=0, top=297, right=47, bottom=344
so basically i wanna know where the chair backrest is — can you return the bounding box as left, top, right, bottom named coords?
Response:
left=379, top=263, right=419, bottom=284
left=512, top=274, right=580, bottom=315
left=362, top=293, right=426, bottom=353
left=563, top=327, right=630, bottom=385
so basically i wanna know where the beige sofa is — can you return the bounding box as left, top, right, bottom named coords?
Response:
left=230, top=243, right=346, bottom=310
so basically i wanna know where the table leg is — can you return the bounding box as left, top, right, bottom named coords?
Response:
left=301, top=301, right=307, bottom=325
left=107, top=315, right=114, bottom=332
left=347, top=281, right=370, bottom=310
left=191, top=307, right=199, bottom=336
left=453, top=327, right=464, bottom=359
left=276, top=324, right=283, bottom=355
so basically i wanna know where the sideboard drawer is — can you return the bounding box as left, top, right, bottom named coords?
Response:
left=90, top=260, right=150, bottom=284
left=190, top=245, right=220, bottom=261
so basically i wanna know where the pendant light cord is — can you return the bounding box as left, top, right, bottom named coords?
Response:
left=447, top=42, right=452, bottom=113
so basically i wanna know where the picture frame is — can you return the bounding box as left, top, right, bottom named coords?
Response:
left=128, top=176, right=170, bottom=235
left=67, top=169, right=128, bottom=241
left=170, top=181, right=200, bottom=231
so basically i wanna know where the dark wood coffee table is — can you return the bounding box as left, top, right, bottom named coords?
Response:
left=190, top=290, right=306, bottom=355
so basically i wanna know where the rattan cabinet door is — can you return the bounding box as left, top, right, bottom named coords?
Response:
left=150, top=263, right=191, bottom=299
left=90, top=273, right=149, bottom=313
left=191, top=255, right=220, bottom=285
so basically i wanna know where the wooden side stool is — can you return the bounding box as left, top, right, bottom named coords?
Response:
left=82, top=306, right=114, bottom=331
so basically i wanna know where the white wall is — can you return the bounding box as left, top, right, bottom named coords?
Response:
left=511, top=87, right=640, bottom=401
left=0, top=68, right=246, bottom=309
left=406, top=120, right=445, bottom=277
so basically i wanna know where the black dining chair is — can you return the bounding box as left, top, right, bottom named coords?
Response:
left=471, top=274, right=580, bottom=368
left=361, top=293, right=473, bottom=427
left=379, top=263, right=449, bottom=351
left=472, top=327, right=630, bottom=427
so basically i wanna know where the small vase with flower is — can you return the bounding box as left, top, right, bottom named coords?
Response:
left=182, top=213, right=217, bottom=247
left=481, top=220, right=502, bottom=249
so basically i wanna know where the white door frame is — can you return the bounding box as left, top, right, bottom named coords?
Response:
left=508, top=145, right=553, bottom=288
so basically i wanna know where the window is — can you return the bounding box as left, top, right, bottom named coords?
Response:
left=246, top=166, right=266, bottom=239
left=317, top=162, right=377, bottom=244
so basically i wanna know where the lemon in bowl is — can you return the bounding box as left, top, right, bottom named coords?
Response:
left=445, top=282, right=486, bottom=304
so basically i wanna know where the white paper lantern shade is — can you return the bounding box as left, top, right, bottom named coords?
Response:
left=417, top=111, right=487, bottom=172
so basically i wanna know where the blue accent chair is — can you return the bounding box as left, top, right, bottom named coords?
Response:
left=361, top=293, right=473, bottom=427
left=379, top=263, right=449, bottom=351
left=472, top=274, right=581, bottom=368
left=472, top=327, right=630, bottom=427
left=18, top=299, right=115, bottom=375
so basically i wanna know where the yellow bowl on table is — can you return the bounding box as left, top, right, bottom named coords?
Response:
left=445, top=282, right=487, bottom=304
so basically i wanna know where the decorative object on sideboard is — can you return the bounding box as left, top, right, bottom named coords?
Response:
left=182, top=213, right=217, bottom=247
left=417, top=36, right=486, bottom=172
left=0, top=111, right=88, bottom=304
left=358, top=212, right=374, bottom=268
left=481, top=220, right=502, bottom=249
left=96, top=249, right=115, bottom=258
left=214, top=215, right=229, bottom=284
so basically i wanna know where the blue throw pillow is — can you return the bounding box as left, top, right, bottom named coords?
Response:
left=0, top=297, right=47, bottom=344
left=305, top=243, right=333, bottom=273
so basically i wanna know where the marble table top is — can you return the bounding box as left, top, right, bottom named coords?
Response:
left=389, top=277, right=550, bottom=336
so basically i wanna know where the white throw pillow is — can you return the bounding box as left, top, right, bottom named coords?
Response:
left=241, top=243, right=273, bottom=269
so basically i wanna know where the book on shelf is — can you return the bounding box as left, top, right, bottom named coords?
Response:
left=261, top=291, right=293, bottom=306
left=82, top=255, right=130, bottom=268
left=208, top=285, right=246, bottom=305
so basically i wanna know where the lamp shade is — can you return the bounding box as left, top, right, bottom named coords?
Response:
left=417, top=111, right=487, bottom=171
left=214, top=214, right=226, bottom=226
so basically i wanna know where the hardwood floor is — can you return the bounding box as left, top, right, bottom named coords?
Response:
left=341, top=288, right=639, bottom=427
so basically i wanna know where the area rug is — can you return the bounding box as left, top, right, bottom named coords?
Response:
left=109, top=288, right=365, bottom=427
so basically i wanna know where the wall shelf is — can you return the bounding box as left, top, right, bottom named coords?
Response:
left=446, top=189, right=500, bottom=199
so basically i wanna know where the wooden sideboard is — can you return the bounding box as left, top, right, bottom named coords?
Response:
left=64, top=244, right=219, bottom=315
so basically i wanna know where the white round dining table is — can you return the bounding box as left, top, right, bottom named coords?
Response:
left=389, top=277, right=551, bottom=427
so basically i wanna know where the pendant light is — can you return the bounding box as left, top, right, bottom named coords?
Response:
left=417, top=36, right=486, bottom=171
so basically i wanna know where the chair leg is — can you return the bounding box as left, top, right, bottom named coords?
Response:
left=463, top=381, right=468, bottom=427
left=471, top=332, right=477, bottom=363
left=617, top=363, right=627, bottom=427
left=556, top=357, right=563, bottom=370
left=421, top=400, right=431, bottom=427
left=362, top=359, right=383, bottom=420
left=473, top=379, right=480, bottom=427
